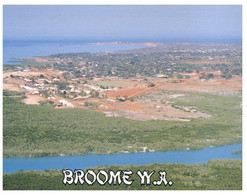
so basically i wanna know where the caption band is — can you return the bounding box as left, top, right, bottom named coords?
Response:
left=63, top=169, right=173, bottom=186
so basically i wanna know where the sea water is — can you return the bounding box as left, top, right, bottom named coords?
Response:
left=3, top=143, right=242, bottom=173
left=3, top=39, right=147, bottom=65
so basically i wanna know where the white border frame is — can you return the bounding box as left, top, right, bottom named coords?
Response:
left=0, top=1, right=245, bottom=194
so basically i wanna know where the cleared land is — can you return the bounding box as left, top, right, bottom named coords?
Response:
left=3, top=69, right=242, bottom=121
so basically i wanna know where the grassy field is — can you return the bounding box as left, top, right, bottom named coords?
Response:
left=3, top=90, right=25, bottom=97
left=3, top=90, right=242, bottom=157
left=3, top=159, right=242, bottom=190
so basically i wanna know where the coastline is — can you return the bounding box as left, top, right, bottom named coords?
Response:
left=3, top=41, right=150, bottom=65
left=88, top=41, right=157, bottom=47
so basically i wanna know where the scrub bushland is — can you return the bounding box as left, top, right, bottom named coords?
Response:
left=3, top=90, right=241, bottom=157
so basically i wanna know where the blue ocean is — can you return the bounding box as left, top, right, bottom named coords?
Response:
left=3, top=39, right=147, bottom=65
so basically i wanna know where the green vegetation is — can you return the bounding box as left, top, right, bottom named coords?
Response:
left=232, top=150, right=242, bottom=154
left=3, top=159, right=242, bottom=190
left=147, top=82, right=155, bottom=87
left=3, top=89, right=241, bottom=157
left=84, top=101, right=90, bottom=106
left=39, top=101, right=55, bottom=106
left=89, top=90, right=99, bottom=98
left=199, top=73, right=215, bottom=80
left=3, top=90, right=25, bottom=97
left=84, top=101, right=97, bottom=109
left=3, top=59, right=52, bottom=70
left=129, top=97, right=135, bottom=102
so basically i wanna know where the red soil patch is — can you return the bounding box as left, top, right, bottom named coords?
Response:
left=195, top=73, right=204, bottom=77
left=106, top=82, right=162, bottom=98
left=106, top=88, right=146, bottom=98
left=217, top=80, right=229, bottom=83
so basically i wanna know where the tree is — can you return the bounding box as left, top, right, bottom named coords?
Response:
left=148, top=82, right=155, bottom=87
left=129, top=97, right=134, bottom=102
left=206, top=73, right=214, bottom=79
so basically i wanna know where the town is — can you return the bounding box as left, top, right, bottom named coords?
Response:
left=3, top=42, right=242, bottom=121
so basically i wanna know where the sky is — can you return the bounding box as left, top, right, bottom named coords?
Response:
left=3, top=5, right=242, bottom=42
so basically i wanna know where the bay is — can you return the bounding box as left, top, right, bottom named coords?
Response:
left=3, top=39, right=147, bottom=65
